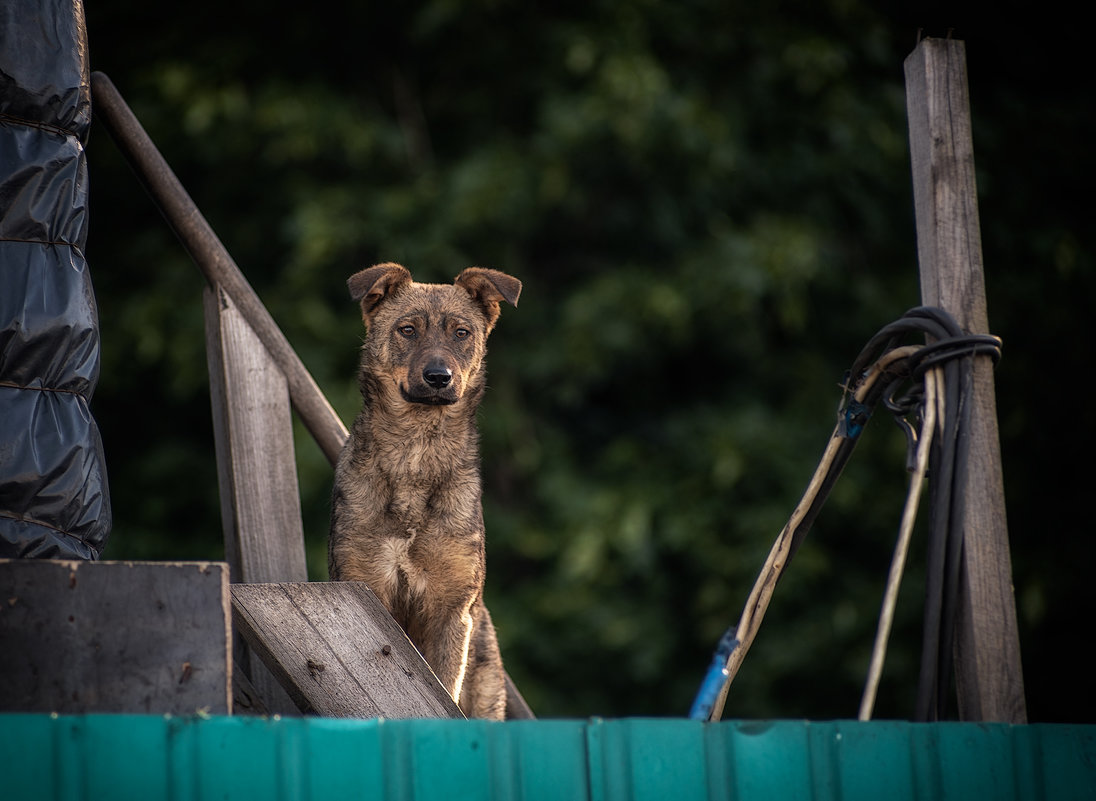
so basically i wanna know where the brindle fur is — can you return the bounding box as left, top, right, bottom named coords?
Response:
left=328, top=262, right=520, bottom=720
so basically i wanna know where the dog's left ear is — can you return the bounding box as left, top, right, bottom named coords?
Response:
left=348, top=262, right=413, bottom=327
left=454, top=267, right=521, bottom=332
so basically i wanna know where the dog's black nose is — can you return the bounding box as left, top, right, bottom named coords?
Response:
left=423, top=365, right=453, bottom=389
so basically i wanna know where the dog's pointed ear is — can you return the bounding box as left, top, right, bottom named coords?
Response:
left=348, top=263, right=412, bottom=325
left=454, top=267, right=521, bottom=332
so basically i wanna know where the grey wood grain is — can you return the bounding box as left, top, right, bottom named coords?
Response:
left=204, top=284, right=308, bottom=585
left=905, top=37, right=1026, bottom=723
left=232, top=582, right=463, bottom=719
left=205, top=285, right=306, bottom=714
left=0, top=559, right=231, bottom=714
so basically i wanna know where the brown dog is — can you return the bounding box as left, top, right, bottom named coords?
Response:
left=328, top=262, right=520, bottom=720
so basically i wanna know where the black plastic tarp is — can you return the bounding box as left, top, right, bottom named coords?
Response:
left=1, top=0, right=112, bottom=558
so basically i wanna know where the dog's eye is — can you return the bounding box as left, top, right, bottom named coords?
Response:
left=454, top=328, right=470, bottom=339
left=398, top=325, right=416, bottom=337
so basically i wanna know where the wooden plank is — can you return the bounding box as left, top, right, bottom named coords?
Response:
left=205, top=284, right=307, bottom=714
left=0, top=559, right=231, bottom=714
left=904, top=37, right=1026, bottom=723
left=231, top=582, right=463, bottom=719
left=204, top=284, right=308, bottom=585
left=906, top=38, right=991, bottom=329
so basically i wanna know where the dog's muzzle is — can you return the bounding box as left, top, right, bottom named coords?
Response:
left=401, top=362, right=459, bottom=405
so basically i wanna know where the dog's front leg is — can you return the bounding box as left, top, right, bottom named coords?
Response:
left=416, top=600, right=477, bottom=709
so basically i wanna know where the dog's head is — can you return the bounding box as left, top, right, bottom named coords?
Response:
left=348, top=262, right=521, bottom=406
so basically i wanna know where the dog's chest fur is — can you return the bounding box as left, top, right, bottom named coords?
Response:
left=332, top=405, right=486, bottom=626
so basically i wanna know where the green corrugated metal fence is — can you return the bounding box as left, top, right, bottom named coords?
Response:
left=2, top=715, right=1093, bottom=800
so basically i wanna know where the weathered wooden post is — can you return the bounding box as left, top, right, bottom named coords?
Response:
left=904, top=37, right=1027, bottom=722
left=204, top=285, right=308, bottom=713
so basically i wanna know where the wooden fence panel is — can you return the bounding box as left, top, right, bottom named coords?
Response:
left=0, top=560, right=231, bottom=714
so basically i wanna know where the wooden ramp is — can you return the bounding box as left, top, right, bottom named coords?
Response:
left=231, top=582, right=461, bottom=718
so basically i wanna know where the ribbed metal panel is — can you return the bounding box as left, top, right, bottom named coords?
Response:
left=2, top=715, right=1093, bottom=801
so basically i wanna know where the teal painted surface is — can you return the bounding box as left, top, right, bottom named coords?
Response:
left=1, top=715, right=1094, bottom=801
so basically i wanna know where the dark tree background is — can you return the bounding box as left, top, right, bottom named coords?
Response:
left=81, top=1, right=1093, bottom=721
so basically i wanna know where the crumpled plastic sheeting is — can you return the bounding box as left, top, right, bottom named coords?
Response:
left=1, top=0, right=112, bottom=558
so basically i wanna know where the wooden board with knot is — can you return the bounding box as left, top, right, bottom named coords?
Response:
left=230, top=581, right=463, bottom=719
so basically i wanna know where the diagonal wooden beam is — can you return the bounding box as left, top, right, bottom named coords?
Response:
left=232, top=581, right=463, bottom=718
left=91, top=71, right=348, bottom=467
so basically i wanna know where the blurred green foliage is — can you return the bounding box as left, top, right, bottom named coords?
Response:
left=83, top=2, right=1093, bottom=721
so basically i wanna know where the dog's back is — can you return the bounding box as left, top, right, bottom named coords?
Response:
left=329, top=263, right=519, bottom=719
